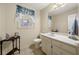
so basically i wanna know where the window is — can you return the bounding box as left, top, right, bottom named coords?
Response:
left=16, top=5, right=35, bottom=16
left=16, top=5, right=35, bottom=28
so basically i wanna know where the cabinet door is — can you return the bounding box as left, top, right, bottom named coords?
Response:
left=53, top=46, right=71, bottom=55
left=41, top=35, right=52, bottom=55
left=52, top=39, right=76, bottom=54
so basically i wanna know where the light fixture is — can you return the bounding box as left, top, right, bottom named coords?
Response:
left=52, top=3, right=65, bottom=9
left=60, top=4, right=65, bottom=7
left=56, top=3, right=64, bottom=5
left=53, top=4, right=58, bottom=9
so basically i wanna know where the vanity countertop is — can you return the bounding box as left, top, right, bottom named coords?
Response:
left=40, top=32, right=79, bottom=47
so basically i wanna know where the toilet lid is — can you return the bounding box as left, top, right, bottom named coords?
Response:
left=34, top=39, right=41, bottom=42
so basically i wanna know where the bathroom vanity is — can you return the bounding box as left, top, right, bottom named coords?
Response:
left=40, top=32, right=79, bottom=55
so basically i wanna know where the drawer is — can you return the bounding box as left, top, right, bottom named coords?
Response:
left=52, top=40, right=76, bottom=54
left=53, top=46, right=72, bottom=55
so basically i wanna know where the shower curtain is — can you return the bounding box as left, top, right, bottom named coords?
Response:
left=72, top=19, right=78, bottom=35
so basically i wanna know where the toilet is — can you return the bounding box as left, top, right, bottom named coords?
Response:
left=34, top=38, right=41, bottom=49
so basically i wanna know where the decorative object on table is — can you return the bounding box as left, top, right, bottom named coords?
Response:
left=5, top=33, right=10, bottom=39
left=14, top=32, right=19, bottom=38
left=51, top=29, right=58, bottom=32
left=55, top=29, right=58, bottom=32
left=16, top=5, right=35, bottom=28
left=0, top=37, right=2, bottom=41
left=37, top=35, right=40, bottom=38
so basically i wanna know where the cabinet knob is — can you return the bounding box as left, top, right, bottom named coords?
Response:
left=51, top=45, right=53, bottom=48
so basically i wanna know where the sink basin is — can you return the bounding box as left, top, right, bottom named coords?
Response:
left=47, top=32, right=55, bottom=36
left=69, top=35, right=79, bottom=41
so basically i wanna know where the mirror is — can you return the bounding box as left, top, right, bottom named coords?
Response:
left=48, top=3, right=79, bottom=36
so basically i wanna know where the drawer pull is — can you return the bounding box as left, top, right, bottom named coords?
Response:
left=51, top=45, right=53, bottom=48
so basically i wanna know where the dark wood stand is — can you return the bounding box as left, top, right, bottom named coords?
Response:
left=0, top=36, right=20, bottom=55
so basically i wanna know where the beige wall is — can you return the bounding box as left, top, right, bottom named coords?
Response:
left=52, top=8, right=78, bottom=33
left=40, top=9, right=48, bottom=33
left=77, top=4, right=79, bottom=35
left=0, top=4, right=40, bottom=49
left=0, top=4, right=6, bottom=38
left=40, top=4, right=54, bottom=33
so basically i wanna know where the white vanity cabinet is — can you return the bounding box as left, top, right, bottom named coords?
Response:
left=52, top=40, right=77, bottom=55
left=40, top=33, right=79, bottom=55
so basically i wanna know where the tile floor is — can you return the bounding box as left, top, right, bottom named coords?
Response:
left=14, top=44, right=45, bottom=55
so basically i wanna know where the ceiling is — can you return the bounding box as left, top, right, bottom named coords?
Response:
left=49, top=3, right=78, bottom=15
left=18, top=3, right=78, bottom=15
left=18, top=3, right=49, bottom=10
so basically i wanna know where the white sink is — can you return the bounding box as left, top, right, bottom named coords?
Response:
left=69, top=35, right=79, bottom=41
